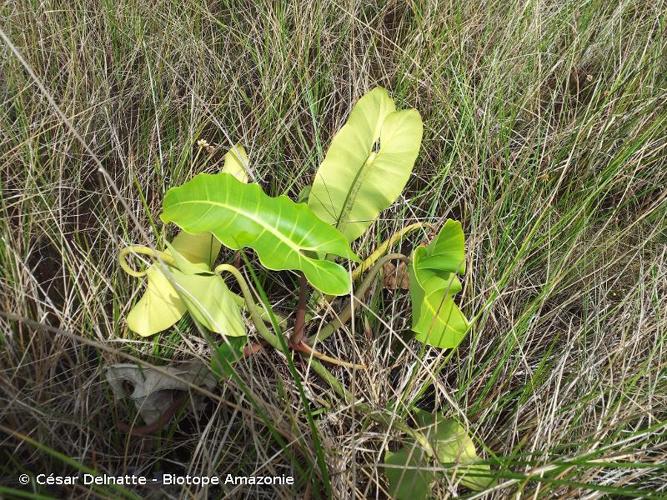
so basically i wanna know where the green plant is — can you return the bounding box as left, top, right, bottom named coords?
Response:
left=119, top=88, right=492, bottom=496
left=385, top=410, right=493, bottom=498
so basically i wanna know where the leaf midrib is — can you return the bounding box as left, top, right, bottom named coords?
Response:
left=334, top=149, right=378, bottom=230
left=167, top=199, right=337, bottom=257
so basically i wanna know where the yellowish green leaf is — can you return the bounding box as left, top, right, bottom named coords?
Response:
left=125, top=144, right=253, bottom=337
left=127, top=265, right=187, bottom=337
left=308, top=87, right=423, bottom=242
left=169, top=268, right=245, bottom=337
left=222, top=143, right=249, bottom=182
left=169, top=231, right=221, bottom=267
left=417, top=219, right=466, bottom=274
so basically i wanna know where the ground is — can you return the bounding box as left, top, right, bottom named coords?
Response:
left=1, top=1, right=666, bottom=498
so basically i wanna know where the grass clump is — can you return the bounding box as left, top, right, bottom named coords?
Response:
left=1, top=0, right=666, bottom=497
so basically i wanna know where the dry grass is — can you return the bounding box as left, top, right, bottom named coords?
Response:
left=1, top=0, right=666, bottom=498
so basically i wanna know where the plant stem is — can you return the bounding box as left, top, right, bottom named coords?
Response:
left=217, top=265, right=362, bottom=367
left=215, top=263, right=434, bottom=458
left=214, top=264, right=284, bottom=352
left=308, top=253, right=409, bottom=345
left=290, top=273, right=308, bottom=347
left=118, top=245, right=176, bottom=277
left=351, top=222, right=433, bottom=281
left=293, top=342, right=367, bottom=369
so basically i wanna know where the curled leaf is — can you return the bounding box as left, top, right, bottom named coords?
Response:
left=167, top=231, right=221, bottom=267
left=417, top=219, right=465, bottom=274
left=106, top=361, right=216, bottom=425
left=171, top=272, right=245, bottom=338
left=125, top=237, right=244, bottom=338
left=222, top=143, right=250, bottom=182
left=409, top=220, right=470, bottom=348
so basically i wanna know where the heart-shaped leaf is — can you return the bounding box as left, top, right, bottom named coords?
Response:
left=127, top=244, right=245, bottom=338
left=414, top=411, right=493, bottom=491
left=308, top=87, right=423, bottom=242
left=384, top=445, right=434, bottom=500
left=409, top=220, right=470, bottom=348
left=160, top=173, right=358, bottom=295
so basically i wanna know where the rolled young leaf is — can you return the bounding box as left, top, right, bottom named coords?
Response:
left=409, top=220, right=470, bottom=348
left=162, top=241, right=245, bottom=337
left=308, top=87, right=423, bottom=242
left=160, top=173, right=358, bottom=295
left=416, top=218, right=466, bottom=274
left=222, top=143, right=250, bottom=183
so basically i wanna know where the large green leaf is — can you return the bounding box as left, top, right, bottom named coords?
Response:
left=414, top=411, right=493, bottom=491
left=409, top=220, right=470, bottom=348
left=384, top=445, right=434, bottom=500
left=165, top=142, right=250, bottom=265
left=160, top=172, right=358, bottom=295
left=308, top=87, right=423, bottom=242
